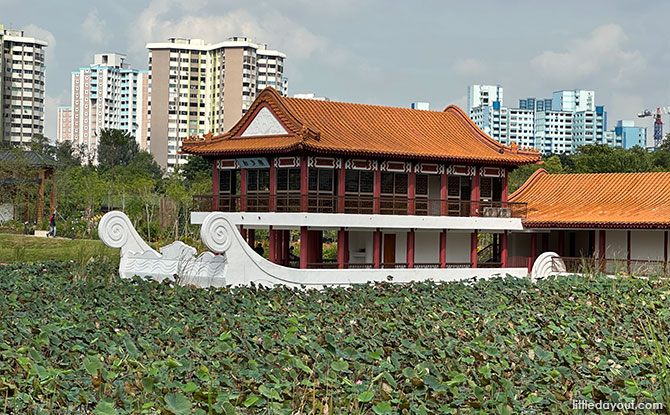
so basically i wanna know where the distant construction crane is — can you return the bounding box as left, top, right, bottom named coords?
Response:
left=638, top=107, right=670, bottom=148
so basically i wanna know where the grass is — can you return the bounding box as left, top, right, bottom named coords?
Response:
left=0, top=233, right=119, bottom=263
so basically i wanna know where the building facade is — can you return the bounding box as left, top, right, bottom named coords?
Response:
left=58, top=53, right=149, bottom=161
left=0, top=25, right=47, bottom=145
left=147, top=37, right=287, bottom=171
left=614, top=120, right=647, bottom=149
left=467, top=84, right=503, bottom=116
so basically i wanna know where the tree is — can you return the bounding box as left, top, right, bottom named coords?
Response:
left=29, top=134, right=56, bottom=159
left=54, top=141, right=83, bottom=169
left=508, top=155, right=564, bottom=193
left=181, top=155, right=210, bottom=182
left=97, top=129, right=139, bottom=170
left=573, top=144, right=651, bottom=173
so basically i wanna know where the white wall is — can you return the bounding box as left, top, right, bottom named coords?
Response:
left=415, top=231, right=440, bottom=264
left=0, top=204, right=13, bottom=223
left=446, top=232, right=471, bottom=263
left=348, top=231, right=373, bottom=264
left=605, top=230, right=627, bottom=259
left=631, top=231, right=664, bottom=260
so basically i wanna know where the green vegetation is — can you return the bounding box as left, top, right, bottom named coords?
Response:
left=1, top=262, right=669, bottom=414
left=0, top=234, right=118, bottom=263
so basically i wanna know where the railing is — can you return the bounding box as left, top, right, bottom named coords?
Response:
left=193, top=194, right=527, bottom=218
left=552, top=256, right=670, bottom=277
left=300, top=262, right=473, bottom=269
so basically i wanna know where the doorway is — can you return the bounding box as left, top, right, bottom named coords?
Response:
left=383, top=234, right=396, bottom=266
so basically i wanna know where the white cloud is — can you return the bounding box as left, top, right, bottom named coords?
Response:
left=531, top=24, right=645, bottom=85
left=452, top=58, right=487, bottom=77
left=23, top=24, right=56, bottom=63
left=81, top=9, right=106, bottom=44
left=129, top=1, right=326, bottom=61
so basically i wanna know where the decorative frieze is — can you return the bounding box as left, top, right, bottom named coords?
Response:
left=380, top=161, right=411, bottom=173
left=274, top=156, right=301, bottom=168
left=216, top=159, right=239, bottom=170
left=446, top=164, right=476, bottom=176
left=414, top=162, right=445, bottom=175
left=307, top=156, right=342, bottom=169
left=345, top=159, right=378, bottom=171
left=480, top=166, right=506, bottom=178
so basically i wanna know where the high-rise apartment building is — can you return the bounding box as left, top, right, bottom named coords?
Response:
left=0, top=25, right=48, bottom=145
left=572, top=105, right=606, bottom=148
left=519, top=97, right=552, bottom=112
left=147, top=36, right=287, bottom=171
left=614, top=120, right=647, bottom=149
left=58, top=53, right=149, bottom=161
left=552, top=90, right=595, bottom=112
left=535, top=111, right=574, bottom=154
left=466, top=84, right=503, bottom=116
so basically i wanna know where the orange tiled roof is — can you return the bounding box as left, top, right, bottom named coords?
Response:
left=510, top=169, right=670, bottom=228
left=181, top=87, right=540, bottom=165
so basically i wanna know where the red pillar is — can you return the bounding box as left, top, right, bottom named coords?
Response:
left=269, top=158, right=277, bottom=211
left=337, top=228, right=347, bottom=269
left=542, top=233, right=549, bottom=253
left=502, top=167, right=508, bottom=203
left=408, top=167, right=415, bottom=215
left=338, top=161, right=346, bottom=213
left=440, top=168, right=448, bottom=216
left=501, top=231, right=508, bottom=267
left=248, top=229, right=255, bottom=248
left=269, top=226, right=276, bottom=263
left=470, top=230, right=478, bottom=268
left=240, top=168, right=247, bottom=211
left=300, top=226, right=309, bottom=269
left=283, top=230, right=290, bottom=266
left=470, top=168, right=480, bottom=216
left=373, top=166, right=381, bottom=214
left=558, top=230, right=565, bottom=256
left=530, top=233, right=537, bottom=268
left=211, top=159, right=219, bottom=210
left=373, top=229, right=381, bottom=268
left=407, top=229, right=415, bottom=268
left=300, top=156, right=308, bottom=212
left=665, top=231, right=668, bottom=274
left=439, top=230, right=447, bottom=268
left=240, top=226, right=247, bottom=242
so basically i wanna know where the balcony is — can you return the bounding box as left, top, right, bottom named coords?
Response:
left=192, top=194, right=527, bottom=218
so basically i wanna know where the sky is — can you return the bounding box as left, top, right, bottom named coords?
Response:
left=3, top=0, right=670, bottom=144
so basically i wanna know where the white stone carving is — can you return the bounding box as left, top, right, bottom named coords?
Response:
left=99, top=211, right=227, bottom=286
left=241, top=107, right=288, bottom=137
left=531, top=251, right=565, bottom=281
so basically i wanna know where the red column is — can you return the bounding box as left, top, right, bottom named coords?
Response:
left=277, top=229, right=284, bottom=265
left=300, top=226, right=309, bottom=269
left=599, top=230, right=606, bottom=272
left=283, top=230, right=290, bottom=266
left=439, top=230, right=447, bottom=268
left=470, top=168, right=480, bottom=216
left=373, top=166, right=381, bottom=214
left=440, top=168, right=447, bottom=216
left=542, top=233, right=549, bottom=253
left=240, top=226, right=247, bottom=242
left=501, top=231, right=508, bottom=267
left=407, top=229, right=415, bottom=268
left=470, top=230, right=478, bottom=268
left=248, top=229, right=255, bottom=248
left=502, top=167, right=508, bottom=203
left=268, top=226, right=276, bottom=263
left=530, top=233, right=537, bottom=269
left=300, top=156, right=308, bottom=212
left=269, top=158, right=277, bottom=211
left=338, top=161, right=346, bottom=213
left=408, top=167, right=415, bottom=215
left=211, top=159, right=219, bottom=210
left=373, top=229, right=381, bottom=268
left=665, top=231, right=668, bottom=274
left=240, top=168, right=247, bottom=211
left=337, top=228, right=347, bottom=269
left=558, top=230, right=565, bottom=256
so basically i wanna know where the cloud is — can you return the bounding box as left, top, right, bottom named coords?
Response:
left=23, top=24, right=56, bottom=63
left=129, top=1, right=326, bottom=61
left=531, top=24, right=645, bottom=85
left=81, top=9, right=106, bottom=44
left=452, top=58, right=487, bottom=77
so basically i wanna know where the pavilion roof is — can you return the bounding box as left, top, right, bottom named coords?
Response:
left=181, top=87, right=540, bottom=166
left=510, top=169, right=670, bottom=229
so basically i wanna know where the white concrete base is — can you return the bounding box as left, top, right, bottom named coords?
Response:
left=34, top=230, right=49, bottom=238
left=100, top=211, right=529, bottom=289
